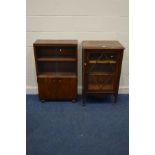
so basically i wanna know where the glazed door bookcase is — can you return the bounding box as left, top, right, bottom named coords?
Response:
left=82, top=41, right=124, bottom=105
left=34, top=40, right=78, bottom=102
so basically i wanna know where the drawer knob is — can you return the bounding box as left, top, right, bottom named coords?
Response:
left=84, top=63, right=87, bottom=66
left=59, top=49, right=62, bottom=52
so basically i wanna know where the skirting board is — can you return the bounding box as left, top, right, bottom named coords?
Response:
left=26, top=86, right=129, bottom=94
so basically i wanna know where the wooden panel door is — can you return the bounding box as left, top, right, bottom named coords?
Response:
left=37, top=77, right=57, bottom=100
left=56, top=78, right=77, bottom=99
left=37, top=77, right=77, bottom=100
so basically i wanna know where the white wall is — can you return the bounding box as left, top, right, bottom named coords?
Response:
left=26, top=0, right=129, bottom=94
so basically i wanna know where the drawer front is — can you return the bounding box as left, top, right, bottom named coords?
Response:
left=87, top=75, right=115, bottom=92
left=37, top=77, right=77, bottom=100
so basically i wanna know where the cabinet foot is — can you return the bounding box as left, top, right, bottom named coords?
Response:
left=82, top=102, right=86, bottom=106
left=114, top=94, right=118, bottom=103
left=41, top=100, right=45, bottom=103
left=82, top=95, right=86, bottom=106
left=72, top=99, right=76, bottom=103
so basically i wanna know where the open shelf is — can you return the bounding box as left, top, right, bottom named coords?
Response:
left=37, top=57, right=76, bottom=62
left=38, top=72, right=76, bottom=78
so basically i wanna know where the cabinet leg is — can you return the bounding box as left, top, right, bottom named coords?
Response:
left=114, top=94, right=118, bottom=103
left=41, top=100, right=45, bottom=103
left=82, top=100, right=85, bottom=106
left=72, top=99, right=76, bottom=103
left=82, top=94, right=86, bottom=106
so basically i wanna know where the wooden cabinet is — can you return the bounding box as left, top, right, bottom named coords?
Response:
left=33, top=40, right=78, bottom=101
left=82, top=41, right=124, bottom=105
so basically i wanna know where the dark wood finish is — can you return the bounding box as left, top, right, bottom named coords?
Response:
left=82, top=41, right=124, bottom=105
left=82, top=40, right=124, bottom=50
left=34, top=40, right=77, bottom=46
left=34, top=40, right=78, bottom=101
left=37, top=77, right=77, bottom=100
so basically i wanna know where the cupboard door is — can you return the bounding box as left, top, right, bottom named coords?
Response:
left=86, top=51, right=119, bottom=92
left=56, top=78, right=77, bottom=99
left=37, top=77, right=57, bottom=100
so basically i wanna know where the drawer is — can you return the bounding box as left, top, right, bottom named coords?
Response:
left=87, top=75, right=115, bottom=92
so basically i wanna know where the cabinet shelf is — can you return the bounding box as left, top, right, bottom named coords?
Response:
left=88, top=84, right=113, bottom=91
left=38, top=72, right=76, bottom=78
left=88, top=72, right=114, bottom=76
left=37, top=58, right=76, bottom=62
left=89, top=60, right=116, bottom=64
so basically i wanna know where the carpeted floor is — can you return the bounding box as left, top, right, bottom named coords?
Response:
left=26, top=94, right=129, bottom=155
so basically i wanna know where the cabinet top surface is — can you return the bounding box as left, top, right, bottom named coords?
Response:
left=34, top=40, right=78, bottom=46
left=82, top=41, right=125, bottom=50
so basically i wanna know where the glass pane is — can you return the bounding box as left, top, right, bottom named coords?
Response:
left=37, top=61, right=76, bottom=76
left=36, top=47, right=76, bottom=58
left=37, top=61, right=57, bottom=74
left=89, top=63, right=116, bottom=74
left=89, top=52, right=117, bottom=61
left=57, top=62, right=76, bottom=73
left=88, top=75, right=114, bottom=91
left=36, top=47, right=57, bottom=58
